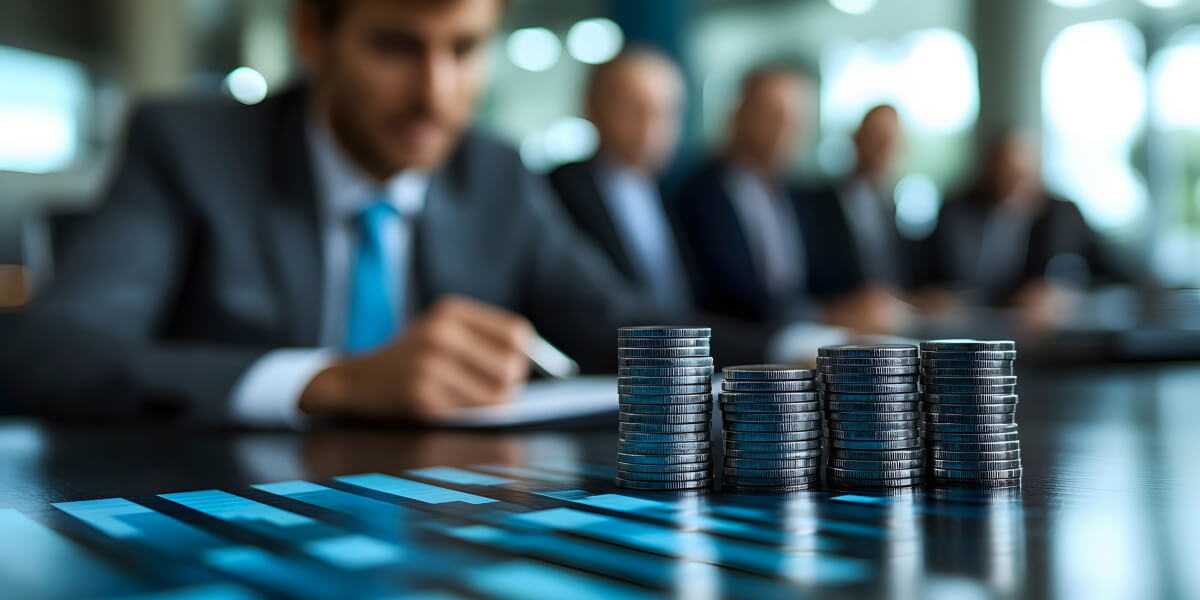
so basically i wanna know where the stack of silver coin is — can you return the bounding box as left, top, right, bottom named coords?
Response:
left=616, top=326, right=714, bottom=491
left=818, top=344, right=924, bottom=489
left=718, top=365, right=821, bottom=492
left=920, top=340, right=1022, bottom=487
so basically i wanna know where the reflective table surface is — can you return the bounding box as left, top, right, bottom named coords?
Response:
left=1, top=363, right=1198, bottom=599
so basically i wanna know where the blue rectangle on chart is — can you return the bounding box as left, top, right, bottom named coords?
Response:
left=336, top=473, right=496, bottom=504
left=466, top=559, right=658, bottom=600
left=408, top=467, right=514, bottom=486
left=0, top=508, right=142, bottom=598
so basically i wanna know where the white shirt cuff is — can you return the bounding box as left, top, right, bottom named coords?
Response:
left=230, top=348, right=337, bottom=429
left=766, top=322, right=853, bottom=364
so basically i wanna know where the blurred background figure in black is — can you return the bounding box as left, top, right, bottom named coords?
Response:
left=917, top=132, right=1127, bottom=329
left=548, top=48, right=694, bottom=312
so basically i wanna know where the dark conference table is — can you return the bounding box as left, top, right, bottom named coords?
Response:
left=1, top=362, right=1198, bottom=599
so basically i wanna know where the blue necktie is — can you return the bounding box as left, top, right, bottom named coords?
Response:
left=344, top=199, right=401, bottom=353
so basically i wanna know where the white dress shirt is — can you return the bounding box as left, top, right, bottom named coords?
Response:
left=596, top=160, right=690, bottom=309
left=229, top=118, right=429, bottom=428
left=724, top=166, right=806, bottom=300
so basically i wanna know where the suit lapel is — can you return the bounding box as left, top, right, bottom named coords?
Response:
left=575, top=158, right=638, bottom=280
left=258, top=90, right=323, bottom=346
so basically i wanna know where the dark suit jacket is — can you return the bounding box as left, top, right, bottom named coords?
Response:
left=546, top=158, right=699, bottom=298
left=1, top=88, right=678, bottom=424
left=919, top=188, right=1122, bottom=302
left=797, top=181, right=914, bottom=295
left=673, top=158, right=816, bottom=322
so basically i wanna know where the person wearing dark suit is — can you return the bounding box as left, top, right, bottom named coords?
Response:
left=675, top=67, right=906, bottom=333
left=799, top=105, right=914, bottom=295
left=918, top=133, right=1125, bottom=318
left=547, top=48, right=693, bottom=310
left=0, top=0, right=714, bottom=426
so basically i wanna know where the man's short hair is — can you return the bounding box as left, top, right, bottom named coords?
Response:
left=738, top=60, right=817, bottom=96
left=301, top=0, right=511, bottom=28
left=585, top=45, right=677, bottom=106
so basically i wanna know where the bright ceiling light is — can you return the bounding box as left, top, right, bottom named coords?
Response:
left=224, top=66, right=268, bottom=105
left=566, top=18, right=624, bottom=65
left=1048, top=0, right=1106, bottom=7
left=829, top=0, right=877, bottom=15
left=1141, top=0, right=1184, bottom=8
left=507, top=27, right=561, bottom=72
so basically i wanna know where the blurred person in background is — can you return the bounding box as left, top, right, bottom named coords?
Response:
left=548, top=48, right=695, bottom=311
left=675, top=65, right=906, bottom=334
left=800, top=104, right=915, bottom=295
left=917, top=132, right=1125, bottom=330
left=0, top=0, right=674, bottom=427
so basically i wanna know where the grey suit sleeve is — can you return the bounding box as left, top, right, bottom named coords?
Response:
left=2, top=108, right=266, bottom=424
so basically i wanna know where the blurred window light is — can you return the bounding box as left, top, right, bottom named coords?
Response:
left=507, top=27, right=561, bottom=72
left=1149, top=35, right=1200, bottom=130
left=829, top=0, right=877, bottom=15
left=519, top=131, right=550, bottom=173
left=543, top=116, right=599, bottom=164
left=816, top=134, right=855, bottom=177
left=1140, top=0, right=1182, bottom=7
left=0, top=45, right=85, bottom=173
left=893, top=173, right=941, bottom=240
left=1049, top=0, right=1106, bottom=7
left=1042, top=20, right=1148, bottom=232
left=566, top=18, right=624, bottom=65
left=821, top=29, right=978, bottom=135
left=224, top=66, right=269, bottom=105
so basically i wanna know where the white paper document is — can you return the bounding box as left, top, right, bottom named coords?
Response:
left=424, top=375, right=617, bottom=428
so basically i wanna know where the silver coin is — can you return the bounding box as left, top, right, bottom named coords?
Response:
left=923, top=383, right=1016, bottom=395
left=721, top=364, right=816, bottom=380
left=817, top=365, right=919, bottom=376
left=924, top=422, right=1018, bottom=434
left=722, top=420, right=821, bottom=433
left=620, top=412, right=710, bottom=424
left=618, top=366, right=715, bottom=378
left=618, top=440, right=712, bottom=453
left=921, top=339, right=1016, bottom=352
left=723, top=449, right=823, bottom=461
left=617, top=452, right=711, bottom=465
left=615, top=478, right=713, bottom=490
left=924, top=440, right=1020, bottom=452
left=818, top=344, right=918, bottom=358
left=616, top=469, right=712, bottom=482
left=826, top=466, right=924, bottom=480
left=920, top=350, right=1017, bottom=361
left=931, top=467, right=1023, bottom=479
left=619, top=394, right=713, bottom=405
left=618, top=326, right=711, bottom=338
left=617, top=337, right=712, bottom=348
left=828, top=411, right=918, bottom=422
left=720, top=410, right=821, bottom=422
left=829, top=458, right=923, bottom=470
left=827, top=476, right=923, bottom=488
left=929, top=449, right=1021, bottom=461
left=922, top=393, right=1019, bottom=405
left=618, top=384, right=711, bottom=395
left=817, top=356, right=920, bottom=367
left=617, top=375, right=712, bottom=386
left=827, top=448, right=924, bottom=461
left=724, top=457, right=822, bottom=469
left=932, top=478, right=1022, bottom=488
left=830, top=438, right=922, bottom=450
left=921, top=359, right=1014, bottom=369
left=718, top=392, right=819, bottom=404
left=620, top=431, right=710, bottom=443
left=924, top=402, right=1017, bottom=414
left=724, top=430, right=821, bottom=442
left=924, top=413, right=1016, bottom=425
left=827, top=420, right=918, bottom=432
left=723, top=466, right=819, bottom=478
left=920, top=367, right=1014, bottom=377
left=723, top=483, right=817, bottom=493
left=723, top=440, right=822, bottom=452
left=618, top=347, right=710, bottom=359
left=924, top=431, right=1020, bottom=443
left=823, top=383, right=919, bottom=394
left=825, top=392, right=919, bottom=403
left=620, top=402, right=712, bottom=414
left=722, top=380, right=816, bottom=392
left=826, top=401, right=919, bottom=413
left=617, top=460, right=712, bottom=473
left=922, top=375, right=1018, bottom=385
left=930, top=459, right=1022, bottom=471
left=820, top=374, right=917, bottom=384
left=723, top=475, right=820, bottom=486
left=618, top=356, right=714, bottom=367
left=618, top=422, right=711, bottom=434
left=720, top=401, right=821, bottom=413
left=828, top=429, right=919, bottom=441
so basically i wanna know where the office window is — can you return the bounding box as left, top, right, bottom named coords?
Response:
left=0, top=46, right=88, bottom=174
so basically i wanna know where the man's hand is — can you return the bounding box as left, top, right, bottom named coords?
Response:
left=299, top=295, right=534, bottom=420
left=821, top=285, right=912, bottom=335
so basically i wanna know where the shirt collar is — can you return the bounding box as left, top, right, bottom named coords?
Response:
left=306, top=116, right=430, bottom=220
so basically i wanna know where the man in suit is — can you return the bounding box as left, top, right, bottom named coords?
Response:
left=1, top=0, right=682, bottom=426
left=675, top=66, right=903, bottom=333
left=800, top=104, right=913, bottom=294
left=547, top=48, right=693, bottom=310
left=920, top=133, right=1124, bottom=325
